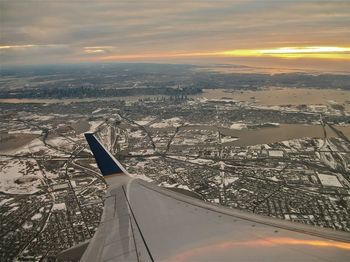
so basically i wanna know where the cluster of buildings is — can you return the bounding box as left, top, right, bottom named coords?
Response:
left=0, top=94, right=349, bottom=260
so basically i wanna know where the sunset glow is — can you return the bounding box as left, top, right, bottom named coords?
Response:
left=93, top=46, right=350, bottom=62
left=1, top=0, right=349, bottom=70
left=260, top=46, right=350, bottom=54
left=259, top=47, right=350, bottom=59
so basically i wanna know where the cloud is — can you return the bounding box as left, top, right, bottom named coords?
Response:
left=1, top=0, right=349, bottom=68
left=0, top=45, right=37, bottom=49
left=0, top=44, right=73, bottom=65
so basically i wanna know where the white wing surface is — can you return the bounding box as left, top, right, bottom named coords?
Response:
left=75, top=133, right=350, bottom=262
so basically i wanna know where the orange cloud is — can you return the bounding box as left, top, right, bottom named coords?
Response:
left=0, top=45, right=37, bottom=49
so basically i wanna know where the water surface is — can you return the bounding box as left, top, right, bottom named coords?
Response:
left=183, top=124, right=350, bottom=146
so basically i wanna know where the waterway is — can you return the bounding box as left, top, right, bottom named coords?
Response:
left=1, top=87, right=349, bottom=146
left=183, top=124, right=350, bottom=146
left=1, top=87, right=349, bottom=111
left=192, top=87, right=350, bottom=113
left=0, top=95, right=163, bottom=104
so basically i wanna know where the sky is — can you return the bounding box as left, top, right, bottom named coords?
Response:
left=1, top=0, right=350, bottom=71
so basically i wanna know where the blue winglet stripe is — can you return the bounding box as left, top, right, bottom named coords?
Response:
left=84, top=133, right=124, bottom=176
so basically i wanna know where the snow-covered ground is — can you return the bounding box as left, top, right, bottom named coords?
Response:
left=221, top=136, right=239, bottom=143
left=135, top=117, right=155, bottom=126
left=198, top=97, right=238, bottom=103
left=13, top=138, right=68, bottom=156
left=224, top=177, right=239, bottom=185
left=22, top=114, right=54, bottom=121
left=46, top=136, right=74, bottom=150
left=169, top=155, right=216, bottom=166
left=8, top=129, right=42, bottom=135
left=318, top=174, right=343, bottom=187
left=229, top=122, right=247, bottom=130
left=150, top=117, right=183, bottom=128
left=31, top=213, right=43, bottom=220
left=92, top=108, right=103, bottom=114
left=268, top=176, right=281, bottom=182
left=129, top=130, right=146, bottom=139
left=0, top=159, right=43, bottom=194
left=42, top=169, right=59, bottom=179
left=52, top=203, right=66, bottom=211
left=88, top=120, right=104, bottom=133
left=22, top=221, right=33, bottom=230
left=268, top=150, right=284, bottom=157
left=172, top=138, right=198, bottom=145
left=129, top=149, right=155, bottom=156
left=0, top=198, right=13, bottom=206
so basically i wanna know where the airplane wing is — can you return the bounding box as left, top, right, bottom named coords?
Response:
left=61, top=133, right=350, bottom=261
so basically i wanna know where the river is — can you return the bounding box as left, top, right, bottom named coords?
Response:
left=182, top=124, right=350, bottom=146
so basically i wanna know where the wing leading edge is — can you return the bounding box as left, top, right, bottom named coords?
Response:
left=77, top=134, right=350, bottom=262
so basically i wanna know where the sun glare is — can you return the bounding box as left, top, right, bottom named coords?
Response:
left=218, top=46, right=350, bottom=59
left=91, top=46, right=350, bottom=62
left=260, top=46, right=350, bottom=54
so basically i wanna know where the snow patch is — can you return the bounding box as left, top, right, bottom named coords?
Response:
left=318, top=174, right=343, bottom=187
left=221, top=136, right=239, bottom=143
left=8, top=130, right=42, bottom=135
left=52, top=203, right=66, bottom=211
left=89, top=121, right=104, bottom=133
left=23, top=221, right=33, bottom=229
left=150, top=117, right=183, bottom=128
left=229, top=123, right=247, bottom=130
left=31, top=213, right=42, bottom=220
left=129, top=130, right=145, bottom=139
left=224, top=177, right=238, bottom=185
left=0, top=198, right=13, bottom=206
left=0, top=160, right=42, bottom=194
left=268, top=150, right=284, bottom=158
left=92, top=108, right=103, bottom=114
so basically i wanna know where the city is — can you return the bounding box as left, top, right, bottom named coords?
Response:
left=0, top=87, right=349, bottom=260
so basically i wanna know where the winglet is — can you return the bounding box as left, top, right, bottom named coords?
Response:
left=84, top=133, right=128, bottom=176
